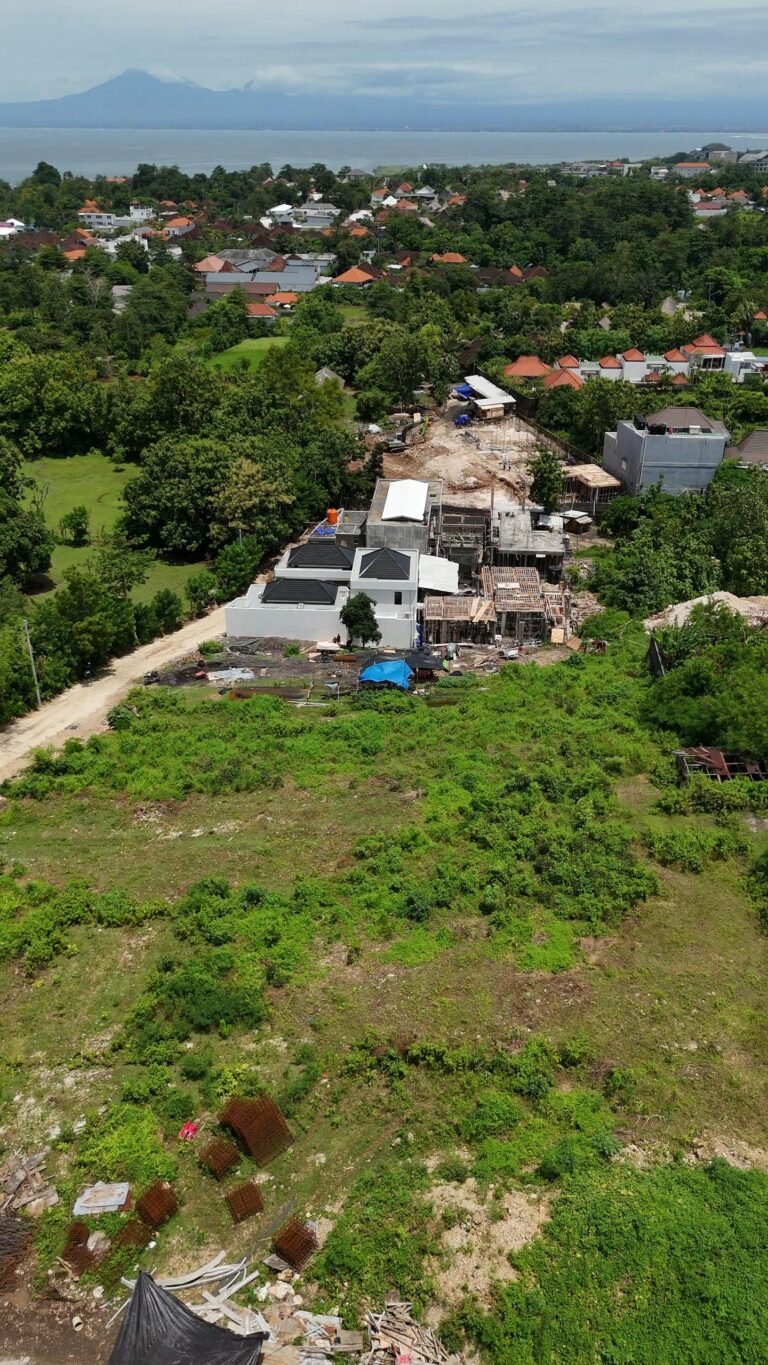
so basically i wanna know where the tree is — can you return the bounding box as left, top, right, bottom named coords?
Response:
left=528, top=445, right=564, bottom=513
left=59, top=505, right=90, bottom=546
left=214, top=538, right=262, bottom=599
left=90, top=535, right=155, bottom=600
left=209, top=456, right=295, bottom=550
left=186, top=569, right=218, bottom=616
left=340, top=592, right=381, bottom=646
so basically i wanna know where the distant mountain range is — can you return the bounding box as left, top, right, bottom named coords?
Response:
left=0, top=71, right=766, bottom=134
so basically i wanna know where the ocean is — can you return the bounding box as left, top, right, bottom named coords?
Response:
left=2, top=127, right=768, bottom=183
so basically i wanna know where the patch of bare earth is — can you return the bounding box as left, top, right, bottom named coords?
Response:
left=425, top=1176, right=551, bottom=1320
left=688, top=1136, right=768, bottom=1172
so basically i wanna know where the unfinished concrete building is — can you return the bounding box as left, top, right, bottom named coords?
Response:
left=480, top=566, right=568, bottom=643
left=490, top=507, right=566, bottom=580
left=366, top=478, right=443, bottom=553
left=422, top=594, right=496, bottom=645
left=439, top=504, right=489, bottom=578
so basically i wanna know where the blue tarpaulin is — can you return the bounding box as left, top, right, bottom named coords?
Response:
left=359, top=660, right=413, bottom=690
left=453, top=383, right=474, bottom=398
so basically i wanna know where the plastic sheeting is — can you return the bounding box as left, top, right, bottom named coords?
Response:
left=108, top=1272, right=266, bottom=1365
left=359, top=660, right=413, bottom=690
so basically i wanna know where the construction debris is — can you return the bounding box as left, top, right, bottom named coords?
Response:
left=200, top=1136, right=241, bottom=1179
left=136, top=1180, right=178, bottom=1229
left=363, top=1300, right=458, bottom=1364
left=226, top=1179, right=265, bottom=1224
left=0, top=1214, right=32, bottom=1288
left=219, top=1094, right=294, bottom=1164
left=272, top=1217, right=319, bottom=1271
left=1, top=1149, right=58, bottom=1217
left=73, top=1181, right=131, bottom=1216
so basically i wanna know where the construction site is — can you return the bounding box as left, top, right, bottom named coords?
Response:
left=382, top=406, right=541, bottom=510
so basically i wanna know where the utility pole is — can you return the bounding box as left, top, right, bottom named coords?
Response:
left=22, top=618, right=42, bottom=709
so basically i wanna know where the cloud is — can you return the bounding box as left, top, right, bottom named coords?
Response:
left=0, top=0, right=767, bottom=105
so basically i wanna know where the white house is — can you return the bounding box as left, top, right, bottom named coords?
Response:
left=0, top=217, right=25, bottom=239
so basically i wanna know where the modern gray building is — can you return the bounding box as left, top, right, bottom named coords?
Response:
left=603, top=407, right=730, bottom=495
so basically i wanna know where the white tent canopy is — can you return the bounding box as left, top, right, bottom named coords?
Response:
left=418, top=555, right=459, bottom=594
left=382, top=479, right=429, bottom=522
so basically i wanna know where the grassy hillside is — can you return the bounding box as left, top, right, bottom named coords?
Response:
left=1, top=637, right=767, bottom=1357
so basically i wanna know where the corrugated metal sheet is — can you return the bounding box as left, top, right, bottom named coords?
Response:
left=382, top=479, right=429, bottom=522
left=417, top=555, right=459, bottom=594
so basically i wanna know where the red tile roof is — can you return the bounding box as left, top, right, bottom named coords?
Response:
left=431, top=251, right=467, bottom=265
left=754, top=311, right=768, bottom=321
left=503, top=355, right=552, bottom=378
left=543, top=368, right=583, bottom=389
left=671, top=373, right=690, bottom=386
left=166, top=216, right=193, bottom=228
left=246, top=302, right=277, bottom=318
left=508, top=264, right=525, bottom=278
left=622, top=348, right=645, bottom=362
left=664, top=348, right=687, bottom=362
left=675, top=161, right=711, bottom=169
left=62, top=248, right=86, bottom=261
left=557, top=354, right=580, bottom=368
left=689, top=332, right=725, bottom=354
left=599, top=355, right=621, bottom=369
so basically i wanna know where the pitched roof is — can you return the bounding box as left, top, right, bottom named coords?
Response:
left=543, top=368, right=584, bottom=389
left=644, top=406, right=721, bottom=432
left=166, top=216, right=193, bottom=228
left=431, top=251, right=467, bottom=264
left=266, top=291, right=299, bottom=305
left=193, top=255, right=234, bottom=272
left=557, top=354, right=580, bottom=368
left=62, top=248, right=86, bottom=261
left=732, top=429, right=768, bottom=464
left=261, top=579, right=339, bottom=605
left=754, top=310, right=768, bottom=321
left=599, top=355, right=621, bottom=369
left=664, top=348, right=687, bottom=362
left=671, top=373, right=690, bottom=385
left=675, top=161, right=711, bottom=168
left=503, top=355, right=552, bottom=378
left=690, top=332, right=723, bottom=350
left=358, top=547, right=411, bottom=581
left=349, top=226, right=370, bottom=237
left=622, top=348, right=645, bottom=362
left=332, top=266, right=376, bottom=284
left=245, top=302, right=277, bottom=317
left=287, top=541, right=353, bottom=570
left=508, top=264, right=525, bottom=278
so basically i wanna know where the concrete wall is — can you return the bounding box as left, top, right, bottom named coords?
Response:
left=366, top=521, right=430, bottom=552
left=603, top=422, right=726, bottom=495
left=225, top=599, right=345, bottom=641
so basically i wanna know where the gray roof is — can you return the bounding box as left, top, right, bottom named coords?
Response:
left=287, top=541, right=353, bottom=570
left=261, top=579, right=339, bottom=605
left=358, top=548, right=411, bottom=581
left=730, top=429, right=768, bottom=464
left=643, top=406, right=727, bottom=434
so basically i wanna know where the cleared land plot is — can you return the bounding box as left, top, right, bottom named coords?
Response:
left=383, top=411, right=539, bottom=508
left=207, top=335, right=288, bottom=372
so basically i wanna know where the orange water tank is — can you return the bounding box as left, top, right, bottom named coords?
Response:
left=326, top=508, right=339, bottom=525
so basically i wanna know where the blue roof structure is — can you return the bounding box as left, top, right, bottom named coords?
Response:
left=359, top=660, right=413, bottom=691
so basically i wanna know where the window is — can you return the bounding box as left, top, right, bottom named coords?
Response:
left=394, top=591, right=402, bottom=605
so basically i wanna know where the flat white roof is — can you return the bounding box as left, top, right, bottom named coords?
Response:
left=417, top=555, right=459, bottom=594
left=382, top=479, right=430, bottom=522
left=465, top=374, right=516, bottom=405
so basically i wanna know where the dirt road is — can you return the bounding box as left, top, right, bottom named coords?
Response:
left=0, top=607, right=227, bottom=784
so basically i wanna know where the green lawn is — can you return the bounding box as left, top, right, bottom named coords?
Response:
left=338, top=303, right=368, bottom=328
left=207, top=335, right=288, bottom=373
left=24, top=452, right=208, bottom=603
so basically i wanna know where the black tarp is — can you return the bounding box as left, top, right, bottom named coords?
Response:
left=108, top=1271, right=267, bottom=1365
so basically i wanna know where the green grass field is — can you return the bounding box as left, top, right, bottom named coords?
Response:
left=2, top=644, right=767, bottom=1357
left=207, top=335, right=288, bottom=372
left=24, top=452, right=208, bottom=602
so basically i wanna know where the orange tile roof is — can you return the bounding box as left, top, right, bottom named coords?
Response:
left=690, top=332, right=725, bottom=353
left=622, top=348, right=645, bottom=362
left=599, top=355, right=621, bottom=369
left=397, top=181, right=413, bottom=193
left=193, top=254, right=229, bottom=272
left=644, top=371, right=663, bottom=383
left=557, top=354, right=580, bottom=368
left=333, top=266, right=376, bottom=284
left=246, top=302, right=277, bottom=318
left=754, top=311, right=768, bottom=321
left=503, top=355, right=552, bottom=378
left=74, top=228, right=95, bottom=241
left=80, top=200, right=99, bottom=212
left=675, top=161, right=711, bottom=169
left=671, top=373, right=690, bottom=385
left=543, top=368, right=583, bottom=389
left=166, top=216, right=193, bottom=228
left=349, top=225, right=370, bottom=237
left=664, top=348, right=687, bottom=362
left=446, top=194, right=466, bottom=206
left=431, top=251, right=467, bottom=264
left=62, top=248, right=86, bottom=261
left=266, top=291, right=299, bottom=306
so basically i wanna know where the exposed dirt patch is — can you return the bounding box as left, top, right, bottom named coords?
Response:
left=426, top=1176, right=551, bottom=1318
left=383, top=412, right=536, bottom=509
left=689, top=1136, right=768, bottom=1172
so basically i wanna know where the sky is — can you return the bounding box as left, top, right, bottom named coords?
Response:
left=2, top=0, right=768, bottom=105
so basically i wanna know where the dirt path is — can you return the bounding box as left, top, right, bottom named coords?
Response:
left=0, top=607, right=227, bottom=784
